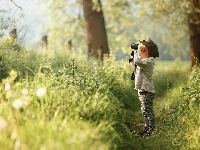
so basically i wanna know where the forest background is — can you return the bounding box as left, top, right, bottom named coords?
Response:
left=1, top=0, right=193, bottom=61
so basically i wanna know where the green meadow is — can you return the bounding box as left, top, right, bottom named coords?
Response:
left=0, top=39, right=199, bottom=150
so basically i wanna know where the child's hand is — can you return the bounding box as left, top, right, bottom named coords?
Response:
left=128, top=56, right=133, bottom=63
left=138, top=43, right=149, bottom=58
left=138, top=43, right=147, bottom=52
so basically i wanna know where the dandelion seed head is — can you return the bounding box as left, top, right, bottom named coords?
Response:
left=13, top=99, right=23, bottom=109
left=4, top=82, right=11, bottom=91
left=36, top=88, right=46, bottom=97
left=21, top=88, right=28, bottom=95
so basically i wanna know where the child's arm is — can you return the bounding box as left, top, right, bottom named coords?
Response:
left=134, top=50, right=150, bottom=67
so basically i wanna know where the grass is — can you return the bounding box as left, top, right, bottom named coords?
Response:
left=120, top=60, right=191, bottom=150
left=0, top=38, right=199, bottom=150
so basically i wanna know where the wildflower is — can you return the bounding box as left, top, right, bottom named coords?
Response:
left=12, top=99, right=23, bottom=109
left=21, top=88, right=28, bottom=95
left=36, top=88, right=46, bottom=97
left=0, top=116, right=7, bottom=131
left=4, top=82, right=11, bottom=91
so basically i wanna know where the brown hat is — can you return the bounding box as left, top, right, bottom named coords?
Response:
left=140, top=38, right=159, bottom=58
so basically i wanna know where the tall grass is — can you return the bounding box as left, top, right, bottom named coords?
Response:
left=0, top=39, right=134, bottom=150
left=1, top=38, right=199, bottom=150
left=122, top=60, right=192, bottom=150
left=0, top=66, right=124, bottom=149
left=178, top=65, right=200, bottom=149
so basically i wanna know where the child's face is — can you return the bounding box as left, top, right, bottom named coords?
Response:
left=138, top=43, right=149, bottom=58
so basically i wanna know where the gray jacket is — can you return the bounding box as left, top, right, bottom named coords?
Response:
left=131, top=50, right=155, bottom=93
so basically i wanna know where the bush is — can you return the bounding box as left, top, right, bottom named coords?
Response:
left=2, top=39, right=196, bottom=149
left=0, top=47, right=134, bottom=149
left=179, top=66, right=200, bottom=149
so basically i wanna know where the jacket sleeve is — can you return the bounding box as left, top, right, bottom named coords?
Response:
left=134, top=50, right=149, bottom=67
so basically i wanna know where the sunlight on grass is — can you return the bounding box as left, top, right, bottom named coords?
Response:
left=0, top=38, right=199, bottom=150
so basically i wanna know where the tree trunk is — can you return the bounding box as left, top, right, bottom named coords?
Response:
left=188, top=0, right=200, bottom=68
left=82, top=0, right=109, bottom=60
left=41, top=35, right=48, bottom=51
left=10, top=28, right=17, bottom=39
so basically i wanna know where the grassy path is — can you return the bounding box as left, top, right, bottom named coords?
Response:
left=120, top=61, right=190, bottom=150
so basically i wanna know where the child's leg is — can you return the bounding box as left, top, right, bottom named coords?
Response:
left=145, top=92, right=155, bottom=130
left=138, top=91, right=155, bottom=131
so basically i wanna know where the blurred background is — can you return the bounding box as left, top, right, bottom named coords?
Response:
left=1, top=0, right=195, bottom=61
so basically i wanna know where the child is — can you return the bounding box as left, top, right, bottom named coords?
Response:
left=130, top=38, right=159, bottom=136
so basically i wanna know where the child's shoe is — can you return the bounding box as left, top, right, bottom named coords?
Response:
left=136, top=128, right=153, bottom=136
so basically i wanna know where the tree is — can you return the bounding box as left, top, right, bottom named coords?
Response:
left=82, top=0, right=109, bottom=59
left=133, top=0, right=200, bottom=67
left=32, top=0, right=135, bottom=59
left=34, top=0, right=192, bottom=61
left=0, top=0, right=26, bottom=41
left=188, top=0, right=200, bottom=67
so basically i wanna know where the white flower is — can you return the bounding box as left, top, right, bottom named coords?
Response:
left=4, top=82, right=11, bottom=91
left=0, top=116, right=7, bottom=131
left=12, top=99, right=23, bottom=109
left=21, top=88, right=28, bottom=95
left=36, top=88, right=46, bottom=97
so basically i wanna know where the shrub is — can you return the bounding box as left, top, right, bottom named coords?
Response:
left=0, top=49, right=134, bottom=149
left=179, top=66, right=200, bottom=149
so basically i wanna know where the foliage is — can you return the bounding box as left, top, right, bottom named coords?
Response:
left=130, top=0, right=193, bottom=60
left=179, top=65, right=200, bottom=149
left=0, top=38, right=43, bottom=81
left=153, top=60, right=190, bottom=96
left=0, top=69, right=120, bottom=149
left=124, top=60, right=191, bottom=150
left=0, top=43, right=137, bottom=149
left=126, top=61, right=200, bottom=150
left=30, top=0, right=191, bottom=60
left=2, top=39, right=200, bottom=149
left=1, top=1, right=200, bottom=149
left=0, top=0, right=26, bottom=41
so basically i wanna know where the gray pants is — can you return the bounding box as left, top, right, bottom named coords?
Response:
left=138, top=91, right=155, bottom=131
